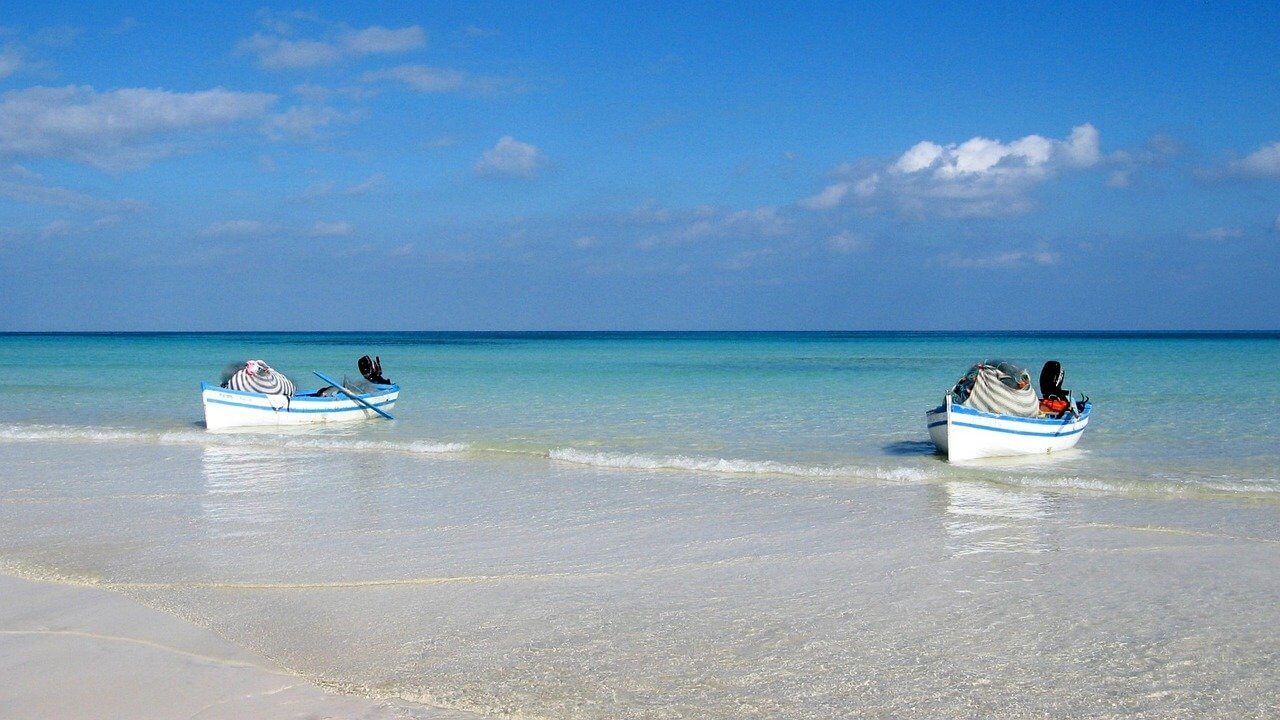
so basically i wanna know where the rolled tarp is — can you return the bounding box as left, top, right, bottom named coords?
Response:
left=951, top=360, right=1040, bottom=418
left=223, top=359, right=296, bottom=396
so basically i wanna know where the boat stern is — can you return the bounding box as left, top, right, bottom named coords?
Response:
left=926, top=397, right=950, bottom=455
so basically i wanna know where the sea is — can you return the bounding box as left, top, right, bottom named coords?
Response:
left=1, top=332, right=1278, bottom=718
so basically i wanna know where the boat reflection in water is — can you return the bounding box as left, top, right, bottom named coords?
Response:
left=199, top=443, right=303, bottom=542
left=937, top=480, right=1062, bottom=558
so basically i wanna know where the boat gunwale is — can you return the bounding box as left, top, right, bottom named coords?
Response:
left=200, top=380, right=400, bottom=402
left=927, top=400, right=1091, bottom=426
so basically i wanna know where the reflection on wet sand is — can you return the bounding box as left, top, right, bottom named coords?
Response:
left=200, top=444, right=300, bottom=540
left=937, top=480, right=1062, bottom=556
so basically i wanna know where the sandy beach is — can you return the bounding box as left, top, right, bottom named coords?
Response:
left=3, top=430, right=1279, bottom=719
left=0, top=573, right=444, bottom=719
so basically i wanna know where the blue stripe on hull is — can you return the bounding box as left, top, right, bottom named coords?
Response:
left=950, top=420, right=1086, bottom=438
left=203, top=396, right=396, bottom=413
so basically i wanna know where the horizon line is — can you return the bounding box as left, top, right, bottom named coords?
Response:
left=2, top=329, right=1278, bottom=336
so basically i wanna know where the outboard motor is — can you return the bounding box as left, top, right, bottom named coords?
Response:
left=358, top=355, right=392, bottom=385
left=1039, top=360, right=1069, bottom=401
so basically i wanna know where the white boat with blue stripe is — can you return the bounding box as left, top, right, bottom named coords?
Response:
left=927, top=395, right=1091, bottom=462
left=202, top=381, right=400, bottom=430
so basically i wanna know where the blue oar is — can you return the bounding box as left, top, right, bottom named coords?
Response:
left=312, top=370, right=394, bottom=420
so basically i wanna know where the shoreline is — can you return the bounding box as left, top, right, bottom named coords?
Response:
left=3, top=430, right=1280, bottom=717
left=0, top=572, right=441, bottom=720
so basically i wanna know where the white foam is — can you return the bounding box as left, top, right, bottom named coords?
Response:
left=994, top=472, right=1280, bottom=497
left=547, top=447, right=932, bottom=483
left=0, top=424, right=147, bottom=444
left=0, top=423, right=468, bottom=456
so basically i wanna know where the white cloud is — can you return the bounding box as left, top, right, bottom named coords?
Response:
left=199, top=219, right=355, bottom=239
left=798, top=182, right=849, bottom=210
left=343, top=26, right=425, bottom=54
left=40, top=219, right=74, bottom=239
left=29, top=26, right=81, bottom=48
left=0, top=179, right=127, bottom=210
left=346, top=173, right=386, bottom=194
left=803, top=124, right=1103, bottom=217
left=638, top=206, right=789, bottom=248
left=199, top=220, right=270, bottom=237
left=826, top=230, right=864, bottom=253
left=361, top=64, right=467, bottom=92
left=720, top=247, right=775, bottom=271
left=238, top=36, right=340, bottom=70
left=941, top=249, right=1059, bottom=269
left=424, top=134, right=460, bottom=149
left=238, top=24, right=424, bottom=70
left=263, top=105, right=365, bottom=140
left=0, top=85, right=275, bottom=170
left=0, top=165, right=142, bottom=210
left=0, top=49, right=21, bottom=78
left=291, top=83, right=376, bottom=101
left=893, top=141, right=945, bottom=173
left=36, top=215, right=119, bottom=239
left=573, top=235, right=597, bottom=249
left=1059, top=124, right=1102, bottom=167
left=361, top=64, right=517, bottom=95
left=308, top=221, right=353, bottom=237
left=1223, top=142, right=1280, bottom=179
left=294, top=173, right=386, bottom=201
left=474, top=136, right=544, bottom=177
left=1188, top=226, right=1244, bottom=241
left=624, top=202, right=718, bottom=225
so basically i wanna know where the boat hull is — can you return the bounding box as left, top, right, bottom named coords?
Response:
left=926, top=396, right=1089, bottom=461
left=201, top=382, right=399, bottom=430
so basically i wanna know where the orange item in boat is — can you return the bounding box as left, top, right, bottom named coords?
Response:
left=1040, top=397, right=1069, bottom=415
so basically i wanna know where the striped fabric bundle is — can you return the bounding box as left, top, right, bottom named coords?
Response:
left=224, top=359, right=296, bottom=396
left=963, top=363, right=1039, bottom=417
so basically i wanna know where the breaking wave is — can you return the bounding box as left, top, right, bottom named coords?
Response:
left=548, top=447, right=933, bottom=483
left=0, top=423, right=468, bottom=456
left=990, top=472, right=1280, bottom=498
left=4, top=422, right=1276, bottom=498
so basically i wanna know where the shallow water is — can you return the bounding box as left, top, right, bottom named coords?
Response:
left=1, top=332, right=1277, bottom=496
left=1, top=333, right=1278, bottom=718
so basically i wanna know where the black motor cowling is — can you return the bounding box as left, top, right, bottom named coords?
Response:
left=1039, top=360, right=1069, bottom=401
left=358, top=355, right=392, bottom=385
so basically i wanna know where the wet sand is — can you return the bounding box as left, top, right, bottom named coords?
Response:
left=0, top=573, right=459, bottom=720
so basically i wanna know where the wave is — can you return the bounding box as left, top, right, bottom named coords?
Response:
left=0, top=423, right=468, bottom=456
left=548, top=447, right=933, bottom=482
left=990, top=472, right=1280, bottom=498
left=4, top=422, right=1276, bottom=499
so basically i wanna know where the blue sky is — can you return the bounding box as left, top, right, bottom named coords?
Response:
left=0, top=1, right=1277, bottom=330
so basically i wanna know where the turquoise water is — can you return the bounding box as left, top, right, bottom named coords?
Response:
left=2, top=332, right=1280, bottom=718
left=1, top=332, right=1277, bottom=495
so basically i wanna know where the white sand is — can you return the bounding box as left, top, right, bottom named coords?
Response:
left=0, top=573, right=425, bottom=720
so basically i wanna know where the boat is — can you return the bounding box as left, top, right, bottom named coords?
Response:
left=202, top=381, right=400, bottom=430
left=202, top=355, right=398, bottom=430
left=926, top=395, right=1090, bottom=461
left=926, top=359, right=1091, bottom=461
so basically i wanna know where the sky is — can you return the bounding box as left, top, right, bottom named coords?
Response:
left=0, top=1, right=1277, bottom=330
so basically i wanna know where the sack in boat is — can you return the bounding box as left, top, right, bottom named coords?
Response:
left=223, top=359, right=296, bottom=396
left=954, top=361, right=1039, bottom=418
